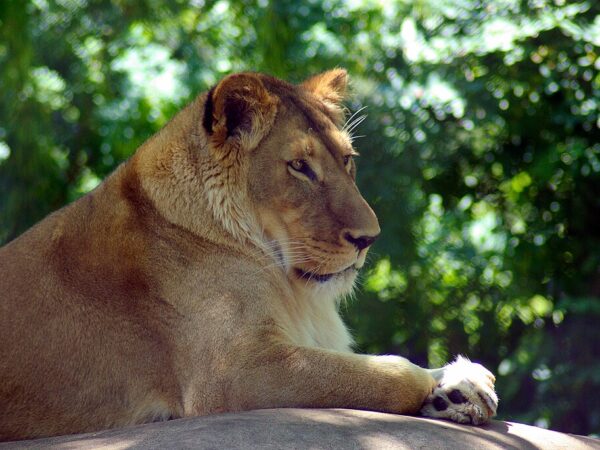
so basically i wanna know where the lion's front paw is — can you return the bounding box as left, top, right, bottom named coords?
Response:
left=420, top=356, right=498, bottom=425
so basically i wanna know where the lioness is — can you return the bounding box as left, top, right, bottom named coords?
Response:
left=0, top=70, right=497, bottom=441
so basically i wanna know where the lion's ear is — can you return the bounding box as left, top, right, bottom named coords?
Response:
left=203, top=73, right=278, bottom=151
left=301, top=68, right=348, bottom=124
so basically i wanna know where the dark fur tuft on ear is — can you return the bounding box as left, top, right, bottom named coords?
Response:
left=223, top=94, right=253, bottom=137
left=205, top=73, right=279, bottom=153
left=202, top=86, right=216, bottom=134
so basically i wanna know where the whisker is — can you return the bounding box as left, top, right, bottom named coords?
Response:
left=303, top=256, right=333, bottom=289
left=345, top=114, right=367, bottom=135
left=342, top=106, right=368, bottom=132
left=250, top=258, right=312, bottom=277
left=344, top=110, right=367, bottom=132
left=348, top=134, right=365, bottom=142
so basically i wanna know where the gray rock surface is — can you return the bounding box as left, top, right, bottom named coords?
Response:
left=1, top=409, right=598, bottom=449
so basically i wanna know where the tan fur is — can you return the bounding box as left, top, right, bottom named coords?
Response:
left=0, top=70, right=438, bottom=441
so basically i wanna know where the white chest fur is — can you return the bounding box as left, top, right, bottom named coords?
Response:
left=283, top=286, right=355, bottom=353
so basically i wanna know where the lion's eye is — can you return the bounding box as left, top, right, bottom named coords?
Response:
left=287, top=159, right=316, bottom=181
left=289, top=159, right=307, bottom=172
left=343, top=155, right=352, bottom=166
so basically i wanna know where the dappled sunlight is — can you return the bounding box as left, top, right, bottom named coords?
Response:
left=13, top=410, right=594, bottom=448
left=52, top=437, right=142, bottom=450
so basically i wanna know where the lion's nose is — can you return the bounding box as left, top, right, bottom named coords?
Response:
left=344, top=232, right=380, bottom=251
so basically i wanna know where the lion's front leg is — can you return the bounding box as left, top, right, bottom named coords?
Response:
left=227, top=344, right=437, bottom=416
left=420, top=356, right=498, bottom=425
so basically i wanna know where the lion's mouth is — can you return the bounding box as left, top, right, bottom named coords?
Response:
left=295, top=264, right=357, bottom=283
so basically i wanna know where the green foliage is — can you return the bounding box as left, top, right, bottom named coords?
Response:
left=1, top=0, right=599, bottom=435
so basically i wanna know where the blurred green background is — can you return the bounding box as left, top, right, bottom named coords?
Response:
left=1, top=0, right=599, bottom=436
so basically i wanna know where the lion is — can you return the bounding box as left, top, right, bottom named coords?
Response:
left=0, top=70, right=497, bottom=441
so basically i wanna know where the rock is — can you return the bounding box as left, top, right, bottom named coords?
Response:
left=1, top=409, right=598, bottom=449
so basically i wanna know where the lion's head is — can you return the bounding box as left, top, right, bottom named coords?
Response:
left=202, top=69, right=380, bottom=296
